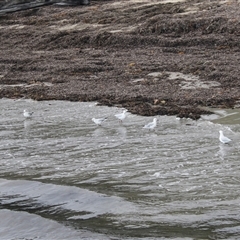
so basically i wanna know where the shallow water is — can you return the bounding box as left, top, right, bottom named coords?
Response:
left=0, top=98, right=240, bottom=239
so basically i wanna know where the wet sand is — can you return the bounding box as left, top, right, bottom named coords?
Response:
left=0, top=0, right=239, bottom=119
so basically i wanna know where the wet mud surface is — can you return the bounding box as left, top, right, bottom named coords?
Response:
left=0, top=0, right=239, bottom=119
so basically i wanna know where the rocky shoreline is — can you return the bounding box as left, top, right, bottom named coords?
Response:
left=0, top=0, right=239, bottom=119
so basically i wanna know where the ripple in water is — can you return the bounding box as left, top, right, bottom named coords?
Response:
left=0, top=98, right=240, bottom=239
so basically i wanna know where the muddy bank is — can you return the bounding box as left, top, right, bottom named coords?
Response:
left=0, top=0, right=240, bottom=119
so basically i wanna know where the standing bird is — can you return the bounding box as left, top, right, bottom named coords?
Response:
left=114, top=110, right=128, bottom=122
left=92, top=117, right=107, bottom=126
left=143, top=118, right=157, bottom=130
left=219, top=130, right=231, bottom=144
left=23, top=109, right=34, bottom=118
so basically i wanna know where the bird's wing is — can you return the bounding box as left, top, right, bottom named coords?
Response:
left=144, top=122, right=152, bottom=128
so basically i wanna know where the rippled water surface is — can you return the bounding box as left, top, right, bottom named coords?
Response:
left=1, top=98, right=240, bottom=239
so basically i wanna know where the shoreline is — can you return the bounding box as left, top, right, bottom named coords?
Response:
left=0, top=0, right=239, bottom=119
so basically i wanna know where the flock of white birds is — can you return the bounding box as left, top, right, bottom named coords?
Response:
left=91, top=109, right=157, bottom=130
left=23, top=109, right=232, bottom=144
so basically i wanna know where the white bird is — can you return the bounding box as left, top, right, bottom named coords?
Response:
left=92, top=117, right=107, bottom=126
left=143, top=118, right=157, bottom=130
left=219, top=130, right=231, bottom=144
left=23, top=109, right=34, bottom=118
left=114, top=110, right=128, bottom=122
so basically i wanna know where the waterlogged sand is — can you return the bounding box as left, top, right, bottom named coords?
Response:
left=0, top=0, right=240, bottom=119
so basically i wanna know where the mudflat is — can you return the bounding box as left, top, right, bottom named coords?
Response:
left=0, top=0, right=239, bottom=119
